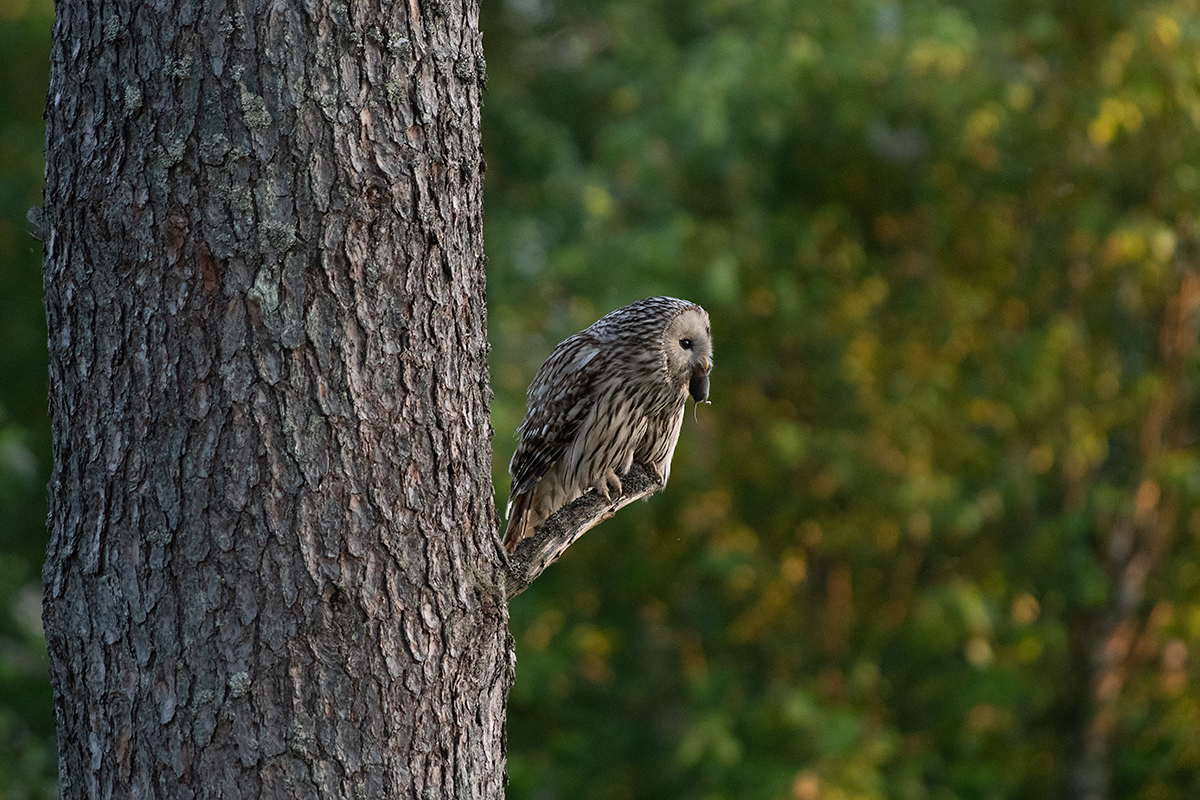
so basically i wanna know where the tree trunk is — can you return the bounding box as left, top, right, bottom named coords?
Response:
left=40, top=0, right=509, bottom=797
left=1067, top=270, right=1200, bottom=800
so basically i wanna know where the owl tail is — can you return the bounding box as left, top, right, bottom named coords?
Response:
left=503, top=491, right=532, bottom=553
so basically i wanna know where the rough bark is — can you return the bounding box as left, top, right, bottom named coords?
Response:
left=40, top=0, right=510, bottom=797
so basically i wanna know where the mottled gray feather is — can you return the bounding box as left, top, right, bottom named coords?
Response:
left=504, top=296, right=712, bottom=551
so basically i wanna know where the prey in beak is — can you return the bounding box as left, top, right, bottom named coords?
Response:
left=689, top=356, right=711, bottom=419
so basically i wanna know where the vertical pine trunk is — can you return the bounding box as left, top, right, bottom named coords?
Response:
left=41, top=0, right=509, bottom=797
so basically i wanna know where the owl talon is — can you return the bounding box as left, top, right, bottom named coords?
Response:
left=597, top=470, right=623, bottom=502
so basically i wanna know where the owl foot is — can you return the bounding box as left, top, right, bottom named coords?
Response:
left=596, top=469, right=623, bottom=502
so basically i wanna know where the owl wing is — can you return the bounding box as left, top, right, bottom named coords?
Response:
left=509, top=331, right=604, bottom=500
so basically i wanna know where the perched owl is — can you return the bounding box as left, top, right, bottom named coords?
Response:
left=503, top=296, right=713, bottom=552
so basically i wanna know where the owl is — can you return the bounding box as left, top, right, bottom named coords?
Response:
left=504, top=296, right=713, bottom=552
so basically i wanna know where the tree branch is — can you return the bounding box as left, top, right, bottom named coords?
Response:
left=503, top=463, right=663, bottom=597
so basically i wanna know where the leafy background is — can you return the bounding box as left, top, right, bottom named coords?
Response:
left=0, top=0, right=57, bottom=795
left=4, top=0, right=1200, bottom=798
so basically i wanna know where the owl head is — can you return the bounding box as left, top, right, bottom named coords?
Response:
left=663, top=305, right=713, bottom=403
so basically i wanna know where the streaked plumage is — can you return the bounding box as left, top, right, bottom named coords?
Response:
left=503, top=296, right=713, bottom=552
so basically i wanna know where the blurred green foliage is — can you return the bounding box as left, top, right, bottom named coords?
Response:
left=0, top=0, right=58, bottom=796
left=484, top=0, right=1200, bottom=798
left=5, top=0, right=1200, bottom=798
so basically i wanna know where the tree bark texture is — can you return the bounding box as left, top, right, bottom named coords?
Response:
left=41, top=0, right=509, bottom=797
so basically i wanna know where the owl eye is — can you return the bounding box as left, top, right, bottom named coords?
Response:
left=680, top=338, right=693, bottom=350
